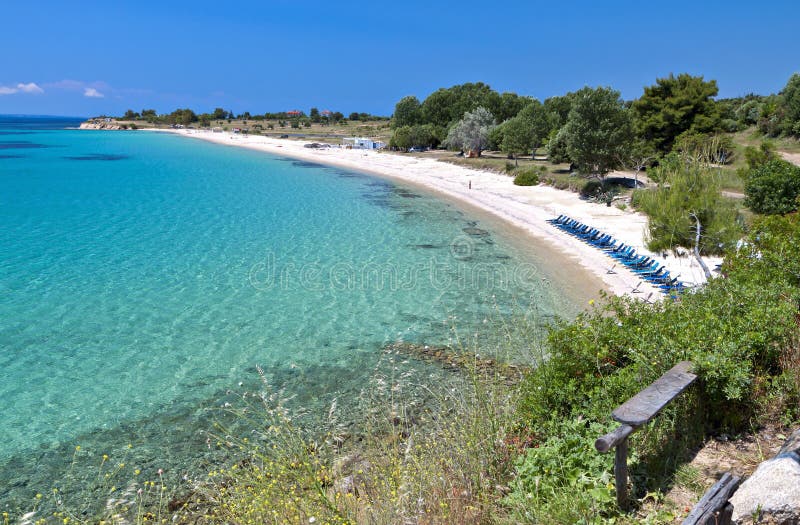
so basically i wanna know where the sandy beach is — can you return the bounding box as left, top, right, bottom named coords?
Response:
left=160, top=129, right=721, bottom=298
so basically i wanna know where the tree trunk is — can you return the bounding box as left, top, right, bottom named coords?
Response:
left=690, top=213, right=713, bottom=280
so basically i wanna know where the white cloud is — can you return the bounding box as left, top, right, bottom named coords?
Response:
left=17, top=82, right=43, bottom=94
left=84, top=87, right=104, bottom=98
left=0, top=82, right=44, bottom=95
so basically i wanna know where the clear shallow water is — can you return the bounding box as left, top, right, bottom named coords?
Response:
left=0, top=117, right=580, bottom=513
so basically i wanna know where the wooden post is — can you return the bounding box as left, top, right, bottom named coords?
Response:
left=594, top=361, right=697, bottom=511
left=615, top=437, right=629, bottom=509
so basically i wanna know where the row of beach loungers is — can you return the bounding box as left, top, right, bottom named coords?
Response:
left=547, top=215, right=686, bottom=294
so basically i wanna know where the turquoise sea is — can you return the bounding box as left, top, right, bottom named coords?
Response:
left=0, top=116, right=585, bottom=514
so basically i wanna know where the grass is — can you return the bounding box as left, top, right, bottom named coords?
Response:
left=715, top=127, right=800, bottom=192
left=7, top=444, right=173, bottom=525
left=425, top=149, right=593, bottom=193
left=199, top=326, right=544, bottom=525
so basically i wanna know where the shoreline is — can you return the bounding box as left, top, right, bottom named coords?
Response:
left=153, top=128, right=720, bottom=298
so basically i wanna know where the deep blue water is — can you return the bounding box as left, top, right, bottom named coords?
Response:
left=0, top=117, right=581, bottom=515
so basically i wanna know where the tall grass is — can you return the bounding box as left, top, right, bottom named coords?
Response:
left=199, top=311, right=553, bottom=525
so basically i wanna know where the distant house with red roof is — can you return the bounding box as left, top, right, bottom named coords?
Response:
left=321, top=109, right=332, bottom=117
left=286, top=110, right=302, bottom=117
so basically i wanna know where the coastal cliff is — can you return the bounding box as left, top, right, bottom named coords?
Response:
left=79, top=118, right=127, bottom=130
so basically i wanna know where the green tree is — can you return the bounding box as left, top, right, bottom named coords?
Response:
left=421, top=83, right=501, bottom=128
left=561, top=86, right=633, bottom=177
left=543, top=93, right=577, bottom=131
left=499, top=116, right=533, bottom=165
left=309, top=107, right=321, bottom=123
left=632, top=73, right=721, bottom=153
left=634, top=153, right=740, bottom=277
left=757, top=96, right=785, bottom=136
left=212, top=107, right=227, bottom=120
left=744, top=159, right=800, bottom=215
left=517, top=100, right=552, bottom=151
left=122, top=109, right=139, bottom=120
left=546, top=127, right=571, bottom=164
left=780, top=73, right=800, bottom=136
left=167, top=108, right=197, bottom=126
left=390, top=126, right=414, bottom=150
left=443, top=107, right=496, bottom=156
left=392, top=96, right=422, bottom=128
left=492, top=100, right=549, bottom=163
left=495, top=92, right=531, bottom=122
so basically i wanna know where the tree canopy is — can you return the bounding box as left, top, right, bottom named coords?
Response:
left=744, top=159, right=800, bottom=215
left=632, top=73, right=721, bottom=153
left=561, top=86, right=633, bottom=176
left=496, top=100, right=551, bottom=164
left=389, top=124, right=442, bottom=150
left=543, top=93, right=576, bottom=131
left=416, top=83, right=527, bottom=129
left=780, top=73, right=800, bottom=137
left=392, top=96, right=422, bottom=128
left=444, top=107, right=496, bottom=156
left=634, top=153, right=740, bottom=276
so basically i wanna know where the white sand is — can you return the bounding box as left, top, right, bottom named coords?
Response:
left=159, top=129, right=721, bottom=299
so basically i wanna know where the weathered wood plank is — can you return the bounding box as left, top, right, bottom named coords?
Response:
left=682, top=472, right=740, bottom=525
left=615, top=438, right=629, bottom=509
left=612, top=361, right=696, bottom=426
left=595, top=424, right=635, bottom=453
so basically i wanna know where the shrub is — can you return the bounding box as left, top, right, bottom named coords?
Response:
left=508, top=214, right=800, bottom=520
left=673, top=131, right=735, bottom=164
left=580, top=179, right=603, bottom=197
left=504, top=418, right=617, bottom=522
left=744, top=159, right=800, bottom=215
left=513, top=167, right=541, bottom=186
left=742, top=140, right=776, bottom=171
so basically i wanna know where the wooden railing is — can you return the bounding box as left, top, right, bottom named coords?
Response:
left=595, top=361, right=698, bottom=509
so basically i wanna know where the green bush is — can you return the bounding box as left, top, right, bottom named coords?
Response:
left=504, top=418, right=617, bottom=522
left=514, top=168, right=540, bottom=186
left=744, top=159, right=800, bottom=215
left=580, top=179, right=603, bottom=197
left=508, top=214, right=800, bottom=520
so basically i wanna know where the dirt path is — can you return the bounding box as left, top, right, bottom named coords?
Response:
left=780, top=151, right=800, bottom=166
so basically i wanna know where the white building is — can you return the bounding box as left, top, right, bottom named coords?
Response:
left=342, top=137, right=386, bottom=150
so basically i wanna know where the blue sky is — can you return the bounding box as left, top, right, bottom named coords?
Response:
left=2, top=0, right=799, bottom=117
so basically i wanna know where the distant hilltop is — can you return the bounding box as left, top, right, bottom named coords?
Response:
left=80, top=117, right=134, bottom=130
